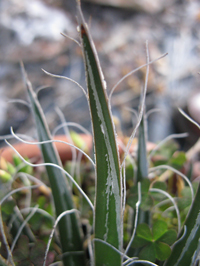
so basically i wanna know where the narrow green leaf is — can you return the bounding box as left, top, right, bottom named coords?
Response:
left=26, top=78, right=86, bottom=266
left=164, top=184, right=200, bottom=266
left=136, top=114, right=150, bottom=228
left=11, top=207, right=36, bottom=243
left=77, top=4, right=122, bottom=266
left=137, top=116, right=148, bottom=182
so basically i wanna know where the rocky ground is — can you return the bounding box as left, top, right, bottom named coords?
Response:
left=0, top=0, right=200, bottom=150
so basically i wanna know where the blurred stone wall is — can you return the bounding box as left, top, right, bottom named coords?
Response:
left=0, top=0, right=200, bottom=149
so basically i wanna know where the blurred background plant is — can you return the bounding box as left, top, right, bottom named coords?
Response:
left=0, top=0, right=200, bottom=149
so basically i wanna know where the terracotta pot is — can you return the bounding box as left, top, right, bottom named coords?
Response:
left=0, top=134, right=156, bottom=164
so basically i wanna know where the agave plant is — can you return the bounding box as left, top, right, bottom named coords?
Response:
left=0, top=1, right=200, bottom=266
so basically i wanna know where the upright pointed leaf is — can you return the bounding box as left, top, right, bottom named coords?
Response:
left=78, top=5, right=122, bottom=266
left=26, top=79, right=86, bottom=266
left=128, top=114, right=149, bottom=259
left=137, top=115, right=148, bottom=182
left=164, top=184, right=200, bottom=266
left=136, top=114, right=150, bottom=226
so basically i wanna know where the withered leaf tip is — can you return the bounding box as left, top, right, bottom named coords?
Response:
left=81, top=24, right=86, bottom=35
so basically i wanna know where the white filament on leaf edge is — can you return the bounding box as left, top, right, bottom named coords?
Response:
left=124, top=182, right=141, bottom=256
left=10, top=127, right=95, bottom=167
left=85, top=48, right=121, bottom=246
left=43, top=209, right=79, bottom=266
left=149, top=165, right=194, bottom=202
left=4, top=139, right=94, bottom=211
left=150, top=188, right=181, bottom=233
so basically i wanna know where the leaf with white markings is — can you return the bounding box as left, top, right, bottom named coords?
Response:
left=77, top=3, right=122, bottom=266
left=164, top=184, right=200, bottom=266
left=24, top=71, right=86, bottom=266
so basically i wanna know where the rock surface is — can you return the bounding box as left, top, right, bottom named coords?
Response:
left=83, top=0, right=175, bottom=13
left=0, top=0, right=200, bottom=150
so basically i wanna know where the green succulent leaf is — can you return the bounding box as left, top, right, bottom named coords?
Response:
left=164, top=184, right=200, bottom=266
left=136, top=114, right=151, bottom=227
left=6, top=161, right=16, bottom=175
left=78, top=3, right=121, bottom=266
left=70, top=131, right=88, bottom=153
left=26, top=71, right=86, bottom=266
left=0, top=170, right=12, bottom=183
left=137, top=116, right=148, bottom=182
left=13, top=155, right=33, bottom=175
